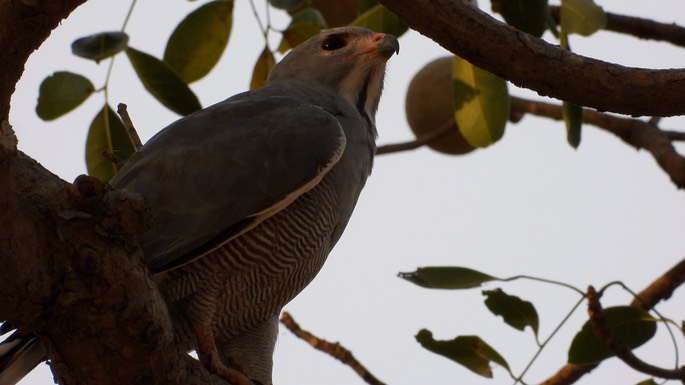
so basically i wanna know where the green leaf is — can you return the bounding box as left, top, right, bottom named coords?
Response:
left=496, top=0, right=549, bottom=37
left=560, top=0, right=606, bottom=36
left=635, top=380, right=658, bottom=385
left=568, top=306, right=657, bottom=365
left=250, top=46, right=276, bottom=90
left=270, top=0, right=304, bottom=10
left=483, top=289, right=539, bottom=335
left=278, top=8, right=327, bottom=54
left=71, top=31, right=128, bottom=63
left=399, top=267, right=498, bottom=289
left=563, top=101, right=582, bottom=148
left=416, top=330, right=509, bottom=378
left=125, top=47, right=201, bottom=116
left=86, top=104, right=135, bottom=181
left=351, top=4, right=408, bottom=38
left=71, top=31, right=129, bottom=63
left=36, top=71, right=95, bottom=121
left=163, top=0, right=233, bottom=83
left=452, top=55, right=509, bottom=148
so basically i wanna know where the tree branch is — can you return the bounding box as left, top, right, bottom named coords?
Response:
left=630, top=258, right=685, bottom=310
left=509, top=96, right=685, bottom=189
left=541, top=258, right=685, bottom=385
left=0, top=152, right=226, bottom=385
left=0, top=1, right=222, bottom=380
left=586, top=286, right=685, bottom=381
left=376, top=121, right=456, bottom=155
left=379, top=0, right=685, bottom=117
left=280, top=312, right=386, bottom=385
left=0, top=0, right=87, bottom=121
left=117, top=103, right=143, bottom=150
left=547, top=6, right=685, bottom=48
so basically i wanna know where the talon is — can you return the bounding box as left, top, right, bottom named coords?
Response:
left=194, top=322, right=253, bottom=385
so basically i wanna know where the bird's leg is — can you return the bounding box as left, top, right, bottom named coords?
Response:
left=193, top=322, right=253, bottom=385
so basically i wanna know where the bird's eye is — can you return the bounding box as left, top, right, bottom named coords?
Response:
left=321, top=36, right=347, bottom=51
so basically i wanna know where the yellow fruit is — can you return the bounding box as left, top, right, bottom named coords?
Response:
left=405, top=56, right=475, bottom=155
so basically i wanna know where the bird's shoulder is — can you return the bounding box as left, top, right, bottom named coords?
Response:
left=111, top=84, right=350, bottom=272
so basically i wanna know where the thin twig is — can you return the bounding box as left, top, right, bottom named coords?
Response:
left=101, top=149, right=123, bottom=168
left=116, top=103, right=143, bottom=150
left=663, top=130, right=685, bottom=142
left=280, top=312, right=387, bottom=385
left=586, top=286, right=685, bottom=381
left=376, top=121, right=455, bottom=155
left=248, top=0, right=268, bottom=39
left=547, top=6, right=685, bottom=49
left=120, top=0, right=137, bottom=30
left=516, top=296, right=586, bottom=382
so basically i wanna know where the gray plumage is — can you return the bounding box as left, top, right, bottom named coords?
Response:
left=0, top=26, right=398, bottom=385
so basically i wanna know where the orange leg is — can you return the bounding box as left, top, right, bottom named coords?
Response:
left=193, top=322, right=254, bottom=385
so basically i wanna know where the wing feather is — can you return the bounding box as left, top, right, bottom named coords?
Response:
left=111, top=91, right=346, bottom=272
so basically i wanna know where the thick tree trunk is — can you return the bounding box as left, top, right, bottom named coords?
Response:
left=0, top=151, right=224, bottom=384
left=0, top=3, right=227, bottom=383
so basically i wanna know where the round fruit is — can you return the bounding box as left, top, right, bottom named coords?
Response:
left=405, top=56, right=475, bottom=155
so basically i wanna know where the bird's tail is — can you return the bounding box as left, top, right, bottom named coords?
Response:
left=0, top=324, right=46, bottom=385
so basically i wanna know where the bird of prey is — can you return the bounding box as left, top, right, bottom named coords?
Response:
left=0, top=26, right=398, bottom=385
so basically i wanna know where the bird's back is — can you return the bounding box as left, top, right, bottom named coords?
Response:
left=120, top=81, right=376, bottom=382
left=158, top=81, right=373, bottom=335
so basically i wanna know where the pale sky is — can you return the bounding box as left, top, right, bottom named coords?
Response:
left=9, top=1, right=685, bottom=385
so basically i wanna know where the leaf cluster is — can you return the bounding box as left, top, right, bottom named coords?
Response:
left=400, top=266, right=672, bottom=384
left=35, top=0, right=409, bottom=181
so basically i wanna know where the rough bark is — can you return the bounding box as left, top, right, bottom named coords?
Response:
left=379, top=0, right=685, bottom=117
left=0, top=3, right=228, bottom=383
left=0, top=151, right=226, bottom=385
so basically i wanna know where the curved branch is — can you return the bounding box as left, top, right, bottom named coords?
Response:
left=280, top=312, right=386, bottom=385
left=509, top=96, right=685, bottom=189
left=587, top=286, right=685, bottom=381
left=546, top=7, right=685, bottom=48
left=541, top=258, right=685, bottom=385
left=379, top=0, right=685, bottom=117
left=376, top=121, right=456, bottom=155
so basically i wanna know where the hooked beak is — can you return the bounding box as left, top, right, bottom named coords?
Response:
left=375, top=33, right=400, bottom=59
left=343, top=31, right=400, bottom=62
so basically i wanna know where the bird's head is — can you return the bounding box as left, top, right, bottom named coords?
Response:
left=268, top=27, right=399, bottom=126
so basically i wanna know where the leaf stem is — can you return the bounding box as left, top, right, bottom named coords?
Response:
left=504, top=275, right=585, bottom=296
left=513, top=295, right=586, bottom=384
left=602, top=281, right=681, bottom=371
left=249, top=0, right=268, bottom=39
left=121, top=0, right=137, bottom=30
left=104, top=0, right=138, bottom=108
